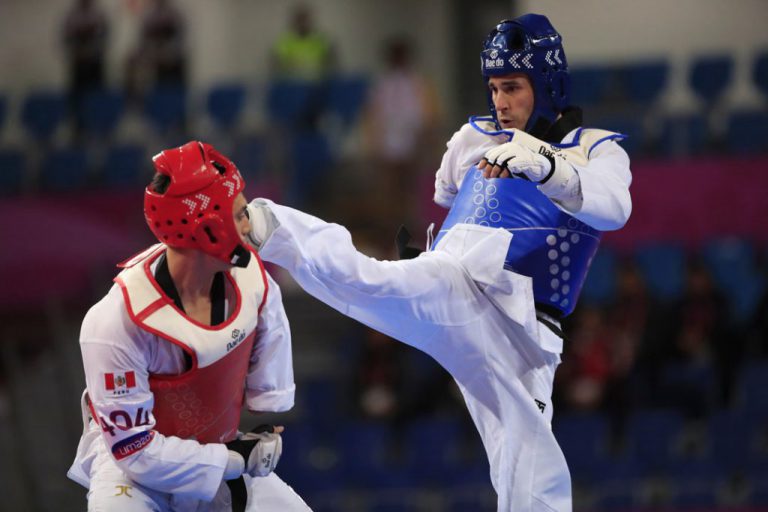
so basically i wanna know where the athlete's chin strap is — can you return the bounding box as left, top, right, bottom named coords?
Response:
left=474, top=108, right=594, bottom=213
left=229, top=245, right=252, bottom=268
left=544, top=107, right=583, bottom=143
left=470, top=107, right=583, bottom=145
left=527, top=116, right=555, bottom=140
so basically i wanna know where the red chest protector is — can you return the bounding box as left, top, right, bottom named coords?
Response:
left=115, top=244, right=268, bottom=444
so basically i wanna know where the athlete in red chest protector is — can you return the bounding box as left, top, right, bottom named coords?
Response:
left=68, top=141, right=311, bottom=511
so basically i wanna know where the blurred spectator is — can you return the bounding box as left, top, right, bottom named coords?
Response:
left=355, top=328, right=404, bottom=420
left=747, top=249, right=768, bottom=357
left=558, top=305, right=614, bottom=411
left=269, top=5, right=335, bottom=132
left=362, top=36, right=440, bottom=224
left=62, top=0, right=108, bottom=126
left=353, top=325, right=462, bottom=425
left=748, top=287, right=768, bottom=357
left=271, top=4, right=335, bottom=82
left=125, top=0, right=186, bottom=101
left=603, top=261, right=649, bottom=425
left=673, top=259, right=738, bottom=407
left=613, top=259, right=677, bottom=407
left=609, top=261, right=649, bottom=371
left=394, top=353, right=462, bottom=424
left=676, top=260, right=727, bottom=349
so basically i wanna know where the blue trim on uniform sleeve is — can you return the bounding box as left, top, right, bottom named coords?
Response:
left=468, top=115, right=514, bottom=141
left=468, top=115, right=583, bottom=149
left=554, top=127, right=583, bottom=149
left=587, top=133, right=628, bottom=158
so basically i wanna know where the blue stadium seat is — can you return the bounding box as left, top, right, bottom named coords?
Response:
left=207, top=84, right=246, bottom=131
left=580, top=247, right=618, bottom=305
left=553, top=412, right=610, bottom=478
left=659, top=113, right=709, bottom=157
left=707, top=409, right=754, bottom=473
left=752, top=482, right=768, bottom=507
left=592, top=482, right=637, bottom=511
left=402, top=417, right=463, bottom=484
left=327, top=76, right=368, bottom=125
left=748, top=445, right=768, bottom=475
left=0, top=149, right=25, bottom=195
left=708, top=407, right=768, bottom=480
left=569, top=66, right=614, bottom=107
left=102, top=144, right=146, bottom=187
left=336, top=421, right=398, bottom=487
left=297, top=379, right=342, bottom=435
left=753, top=51, right=768, bottom=98
left=21, top=90, right=68, bottom=140
left=448, top=489, right=497, bottom=512
left=734, top=361, right=768, bottom=412
left=702, top=238, right=756, bottom=283
left=702, top=238, right=765, bottom=323
left=726, top=110, right=768, bottom=155
left=289, top=131, right=333, bottom=206
left=39, top=147, right=89, bottom=191
left=231, top=136, right=264, bottom=180
left=80, top=89, right=125, bottom=138
left=670, top=480, right=719, bottom=508
left=623, top=60, right=669, bottom=105
left=624, top=409, right=685, bottom=472
left=266, top=80, right=316, bottom=126
left=660, top=361, right=716, bottom=415
left=369, top=495, right=421, bottom=512
left=666, top=456, right=724, bottom=484
left=592, top=114, right=645, bottom=156
left=275, top=423, right=315, bottom=476
left=277, top=423, right=344, bottom=495
left=444, top=454, right=491, bottom=488
left=144, top=86, right=187, bottom=134
left=307, top=502, right=340, bottom=512
left=689, top=55, right=734, bottom=103
left=293, top=131, right=333, bottom=171
left=633, top=243, right=686, bottom=302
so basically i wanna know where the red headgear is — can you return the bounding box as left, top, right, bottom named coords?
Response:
left=144, top=141, right=251, bottom=267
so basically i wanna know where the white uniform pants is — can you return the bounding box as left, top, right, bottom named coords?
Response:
left=86, top=443, right=311, bottom=512
left=258, top=201, right=572, bottom=512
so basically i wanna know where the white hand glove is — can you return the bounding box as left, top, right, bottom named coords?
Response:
left=225, top=425, right=283, bottom=478
left=240, top=430, right=282, bottom=477
left=483, top=142, right=583, bottom=211
left=245, top=200, right=279, bottom=250
left=483, top=142, right=553, bottom=182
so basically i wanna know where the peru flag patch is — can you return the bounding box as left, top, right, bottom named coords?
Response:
left=104, top=371, right=137, bottom=396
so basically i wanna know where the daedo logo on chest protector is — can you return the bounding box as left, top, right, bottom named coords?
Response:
left=538, top=145, right=555, bottom=160
left=227, top=328, right=247, bottom=352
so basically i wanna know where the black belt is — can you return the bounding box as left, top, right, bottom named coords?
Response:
left=395, top=225, right=423, bottom=260
left=535, top=303, right=565, bottom=339
left=226, top=477, right=248, bottom=511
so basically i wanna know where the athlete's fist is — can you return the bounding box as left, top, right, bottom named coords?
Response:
left=479, top=142, right=554, bottom=181
left=225, top=424, right=283, bottom=478
left=479, top=141, right=583, bottom=211
left=245, top=200, right=279, bottom=251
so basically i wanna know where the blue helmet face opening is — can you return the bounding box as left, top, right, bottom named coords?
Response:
left=481, top=14, right=570, bottom=134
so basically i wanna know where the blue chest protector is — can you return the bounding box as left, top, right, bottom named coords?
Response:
left=432, top=167, right=601, bottom=317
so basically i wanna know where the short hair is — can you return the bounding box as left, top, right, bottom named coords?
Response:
left=150, top=172, right=171, bottom=194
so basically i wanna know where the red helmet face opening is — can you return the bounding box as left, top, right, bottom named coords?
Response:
left=144, top=141, right=251, bottom=267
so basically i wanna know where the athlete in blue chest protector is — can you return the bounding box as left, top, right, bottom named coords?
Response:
left=247, top=13, right=632, bottom=511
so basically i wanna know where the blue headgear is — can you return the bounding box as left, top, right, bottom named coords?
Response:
left=481, top=14, right=570, bottom=134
